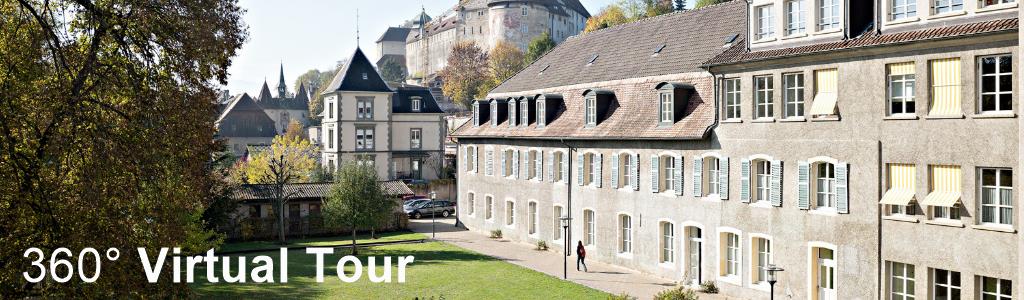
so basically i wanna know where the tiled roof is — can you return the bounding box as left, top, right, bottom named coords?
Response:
left=215, top=93, right=277, bottom=138
left=325, top=48, right=393, bottom=93
left=490, top=0, right=745, bottom=94
left=232, top=181, right=414, bottom=201
left=705, top=18, right=1019, bottom=66
left=393, top=85, right=445, bottom=114
left=377, top=27, right=412, bottom=43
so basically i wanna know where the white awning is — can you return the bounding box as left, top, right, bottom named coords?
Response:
left=922, top=191, right=961, bottom=207
left=809, top=92, right=838, bottom=116
left=879, top=189, right=915, bottom=205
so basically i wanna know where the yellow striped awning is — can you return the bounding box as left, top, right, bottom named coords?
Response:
left=922, top=165, right=962, bottom=207
left=889, top=62, right=915, bottom=76
left=922, top=191, right=961, bottom=207
left=880, top=164, right=916, bottom=205
left=810, top=69, right=839, bottom=116
left=928, top=58, right=962, bottom=116
left=809, top=93, right=838, bottom=115
left=880, top=189, right=915, bottom=205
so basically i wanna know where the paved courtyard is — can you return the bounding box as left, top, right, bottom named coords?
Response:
left=408, top=217, right=740, bottom=299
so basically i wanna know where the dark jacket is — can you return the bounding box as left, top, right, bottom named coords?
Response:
left=576, top=244, right=586, bottom=258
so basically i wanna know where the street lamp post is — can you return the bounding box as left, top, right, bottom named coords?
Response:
left=429, top=191, right=437, bottom=239
left=559, top=215, right=571, bottom=279
left=766, top=264, right=785, bottom=300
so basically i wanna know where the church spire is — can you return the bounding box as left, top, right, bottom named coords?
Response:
left=259, top=79, right=273, bottom=101
left=276, top=62, right=287, bottom=98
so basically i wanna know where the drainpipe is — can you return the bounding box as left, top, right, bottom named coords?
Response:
left=559, top=138, right=575, bottom=258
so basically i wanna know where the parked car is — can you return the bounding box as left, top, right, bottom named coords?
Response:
left=403, top=199, right=429, bottom=209
left=405, top=200, right=455, bottom=219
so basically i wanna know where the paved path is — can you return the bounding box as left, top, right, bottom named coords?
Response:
left=408, top=218, right=739, bottom=300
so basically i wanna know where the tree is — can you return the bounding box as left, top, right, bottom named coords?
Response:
left=439, top=41, right=488, bottom=108
left=1, top=0, right=245, bottom=297
left=694, top=0, right=730, bottom=9
left=489, top=41, right=526, bottom=83
left=675, top=0, right=688, bottom=11
left=323, top=163, right=394, bottom=255
left=584, top=5, right=628, bottom=32
left=295, top=64, right=342, bottom=125
left=584, top=0, right=676, bottom=32
left=524, top=31, right=557, bottom=65
left=378, top=56, right=407, bottom=83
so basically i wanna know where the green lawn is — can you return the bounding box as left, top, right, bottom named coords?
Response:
left=219, top=231, right=427, bottom=253
left=192, top=241, right=609, bottom=299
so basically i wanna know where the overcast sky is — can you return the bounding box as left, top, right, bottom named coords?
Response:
left=223, top=0, right=624, bottom=95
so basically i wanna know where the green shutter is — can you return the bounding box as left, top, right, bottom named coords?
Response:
left=837, top=162, right=849, bottom=214
left=651, top=155, right=660, bottom=193
left=537, top=151, right=544, bottom=181
left=740, top=159, right=750, bottom=203
left=719, top=157, right=729, bottom=199
left=513, top=150, right=520, bottom=179
left=561, top=152, right=569, bottom=183
left=611, top=154, right=619, bottom=188
left=771, top=160, right=782, bottom=207
left=632, top=153, right=640, bottom=191
left=596, top=153, right=603, bottom=188
left=501, top=150, right=507, bottom=177
left=577, top=153, right=585, bottom=186
left=674, top=155, right=684, bottom=196
left=798, top=161, right=810, bottom=210
left=693, top=157, right=703, bottom=196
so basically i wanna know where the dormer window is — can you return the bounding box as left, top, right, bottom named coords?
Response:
left=362, top=73, right=368, bottom=80
left=585, top=95, right=597, bottom=126
left=473, top=103, right=480, bottom=126
left=537, top=99, right=546, bottom=127
left=490, top=99, right=508, bottom=127
left=582, top=90, right=613, bottom=127
left=491, top=100, right=498, bottom=127
left=508, top=99, right=518, bottom=127
left=536, top=94, right=563, bottom=129
left=520, top=99, right=529, bottom=126
left=474, top=100, right=490, bottom=127
left=655, top=83, right=694, bottom=126
left=411, top=97, right=422, bottom=112
left=659, top=92, right=673, bottom=123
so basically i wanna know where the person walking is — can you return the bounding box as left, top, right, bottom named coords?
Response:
left=576, top=241, right=588, bottom=272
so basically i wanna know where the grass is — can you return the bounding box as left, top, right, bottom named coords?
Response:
left=219, top=231, right=427, bottom=253
left=191, top=241, right=609, bottom=299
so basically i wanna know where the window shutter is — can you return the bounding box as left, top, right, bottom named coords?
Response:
left=486, top=150, right=493, bottom=175
left=632, top=153, right=640, bottom=191
left=501, top=150, right=507, bottom=177
left=798, top=161, right=810, bottom=210
left=611, top=154, right=619, bottom=189
left=547, top=152, right=555, bottom=182
left=536, top=151, right=544, bottom=181
left=596, top=153, right=603, bottom=188
left=513, top=150, right=520, bottom=179
left=561, top=153, right=569, bottom=183
left=740, top=159, right=750, bottom=203
left=674, top=155, right=684, bottom=196
left=719, top=157, right=729, bottom=199
left=463, top=147, right=469, bottom=172
left=651, top=155, right=660, bottom=193
left=771, top=160, right=783, bottom=207
left=837, top=162, right=849, bottom=214
left=693, top=157, right=703, bottom=196
left=577, top=153, right=585, bottom=186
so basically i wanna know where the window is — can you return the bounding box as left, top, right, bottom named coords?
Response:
left=503, top=149, right=515, bottom=177
left=888, top=62, right=916, bottom=115
left=527, top=150, right=540, bottom=179
left=659, top=92, right=673, bottom=123
left=980, top=0, right=1015, bottom=8
left=537, top=100, right=547, bottom=126
left=752, top=237, right=772, bottom=285
left=555, top=152, right=566, bottom=182
left=891, top=0, right=917, bottom=20
left=411, top=97, right=422, bottom=112
left=661, top=155, right=678, bottom=193
left=528, top=201, right=537, bottom=235
left=661, top=222, right=675, bottom=263
left=754, top=160, right=773, bottom=203
left=981, top=276, right=1012, bottom=300
left=785, top=0, right=806, bottom=35
left=706, top=157, right=721, bottom=196
left=505, top=200, right=515, bottom=227
left=467, top=146, right=478, bottom=173
left=467, top=193, right=475, bottom=215
left=473, top=103, right=480, bottom=126
left=553, top=206, right=564, bottom=240
left=357, top=98, right=374, bottom=120
left=490, top=102, right=498, bottom=126
left=521, top=23, right=528, bottom=33
left=508, top=101, right=517, bottom=127
left=327, top=101, right=335, bottom=119
left=485, top=149, right=494, bottom=176
left=933, top=268, right=961, bottom=300
left=410, top=128, right=422, bottom=149
left=585, top=96, right=597, bottom=126
left=818, top=0, right=839, bottom=30
left=521, top=100, right=529, bottom=126
left=882, top=163, right=916, bottom=217
left=929, top=58, right=962, bottom=116
left=980, top=168, right=1013, bottom=226
left=812, top=246, right=837, bottom=300
left=888, top=261, right=915, bottom=300
left=810, top=69, right=839, bottom=116
left=934, top=0, right=963, bottom=13
left=724, top=78, right=741, bottom=119
left=485, top=196, right=494, bottom=220
left=619, top=215, right=632, bottom=253
left=756, top=5, right=774, bottom=40
left=755, top=76, right=774, bottom=119
left=355, top=127, right=374, bottom=150
left=720, top=232, right=740, bottom=278
left=583, top=209, right=595, bottom=246
left=979, top=55, right=1012, bottom=113
left=617, top=153, right=636, bottom=189
left=326, top=128, right=335, bottom=149
left=361, top=72, right=368, bottom=80
left=784, top=73, right=805, bottom=118
left=815, top=162, right=837, bottom=209
left=522, top=6, right=528, bottom=16
left=584, top=153, right=599, bottom=186
left=926, top=165, right=962, bottom=221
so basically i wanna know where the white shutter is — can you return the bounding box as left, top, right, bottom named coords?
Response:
left=500, top=150, right=507, bottom=177
left=486, top=150, right=493, bottom=176
left=740, top=159, right=750, bottom=203
left=512, top=150, right=520, bottom=179
left=596, top=153, right=603, bottom=188
left=797, top=161, right=810, bottom=210
left=546, top=152, right=555, bottom=182
left=771, top=160, right=782, bottom=207
left=632, top=153, right=640, bottom=191
left=837, top=162, right=849, bottom=214
left=719, top=157, right=729, bottom=199
left=536, top=151, right=544, bottom=181
left=674, top=155, right=684, bottom=196
left=561, top=152, right=569, bottom=183
left=577, top=153, right=585, bottom=186
left=693, top=157, right=703, bottom=196
left=611, top=154, right=619, bottom=189
left=651, top=155, right=660, bottom=193
left=463, top=147, right=469, bottom=172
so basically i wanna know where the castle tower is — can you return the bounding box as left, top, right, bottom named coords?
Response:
left=276, top=63, right=287, bottom=98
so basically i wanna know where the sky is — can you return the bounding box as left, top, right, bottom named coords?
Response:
left=224, top=0, right=622, bottom=95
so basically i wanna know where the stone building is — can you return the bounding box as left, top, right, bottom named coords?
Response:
left=403, top=0, right=590, bottom=79
left=320, top=48, right=447, bottom=181
left=215, top=64, right=312, bottom=156
left=453, top=1, right=1022, bottom=299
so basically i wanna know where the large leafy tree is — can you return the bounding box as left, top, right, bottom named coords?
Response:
left=489, top=41, right=525, bottom=84
left=584, top=4, right=628, bottom=32
left=295, top=60, right=344, bottom=125
left=0, top=0, right=245, bottom=297
left=438, top=41, right=487, bottom=108
left=378, top=56, right=406, bottom=83
left=323, top=163, right=394, bottom=255
left=524, top=31, right=556, bottom=65
left=585, top=0, right=675, bottom=32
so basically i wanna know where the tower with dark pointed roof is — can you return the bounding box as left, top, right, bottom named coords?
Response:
left=258, top=80, right=273, bottom=101
left=276, top=63, right=287, bottom=98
